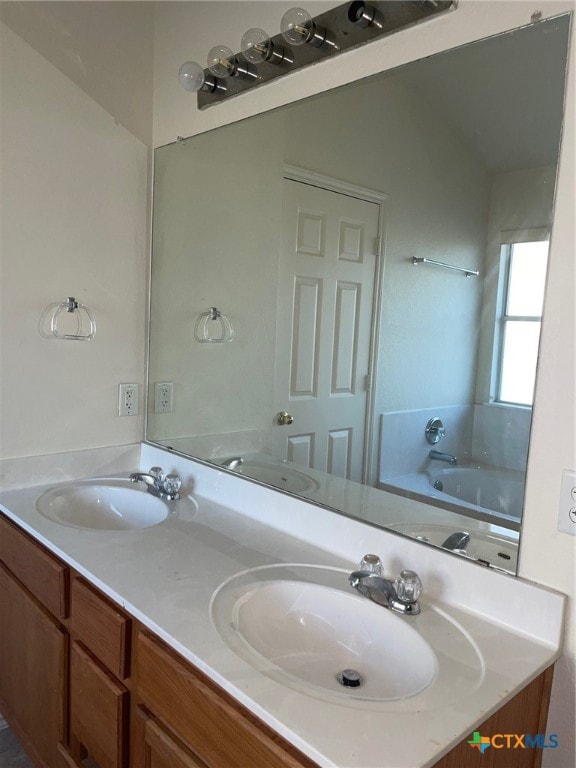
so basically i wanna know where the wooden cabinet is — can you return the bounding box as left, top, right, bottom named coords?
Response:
left=134, top=631, right=318, bottom=768
left=66, top=577, right=132, bottom=768
left=0, top=560, right=68, bottom=768
left=71, top=577, right=131, bottom=681
left=69, top=641, right=129, bottom=768
left=134, top=709, right=209, bottom=768
left=0, top=511, right=557, bottom=768
left=0, top=513, right=69, bottom=620
left=432, top=666, right=554, bottom=768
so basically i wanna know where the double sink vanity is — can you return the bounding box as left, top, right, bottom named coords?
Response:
left=0, top=444, right=566, bottom=768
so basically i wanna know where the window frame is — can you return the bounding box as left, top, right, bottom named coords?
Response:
left=493, top=228, right=550, bottom=408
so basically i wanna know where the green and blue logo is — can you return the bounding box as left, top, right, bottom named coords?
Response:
left=468, top=731, right=559, bottom=753
left=468, top=732, right=491, bottom=754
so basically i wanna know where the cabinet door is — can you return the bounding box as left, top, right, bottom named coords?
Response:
left=134, top=710, right=209, bottom=768
left=70, top=641, right=129, bottom=768
left=0, top=563, right=68, bottom=768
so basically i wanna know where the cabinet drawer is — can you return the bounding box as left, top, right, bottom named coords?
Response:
left=136, top=632, right=318, bottom=768
left=71, top=577, right=131, bottom=679
left=0, top=513, right=69, bottom=619
left=70, top=642, right=129, bottom=768
left=135, top=708, right=209, bottom=768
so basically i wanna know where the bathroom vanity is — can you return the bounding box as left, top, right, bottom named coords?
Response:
left=0, top=447, right=565, bottom=768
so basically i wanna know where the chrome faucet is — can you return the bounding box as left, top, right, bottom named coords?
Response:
left=429, top=449, right=458, bottom=465
left=441, top=531, right=470, bottom=551
left=220, top=457, right=244, bottom=470
left=129, top=466, right=181, bottom=500
left=349, top=558, right=423, bottom=615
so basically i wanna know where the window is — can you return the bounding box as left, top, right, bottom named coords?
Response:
left=495, top=238, right=549, bottom=406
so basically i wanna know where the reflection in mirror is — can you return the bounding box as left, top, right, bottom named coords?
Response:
left=147, top=16, right=570, bottom=574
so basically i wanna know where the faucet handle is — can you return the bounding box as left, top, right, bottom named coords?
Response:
left=149, top=466, right=164, bottom=482
left=394, top=570, right=423, bottom=604
left=358, top=553, right=382, bottom=575
left=163, top=472, right=182, bottom=496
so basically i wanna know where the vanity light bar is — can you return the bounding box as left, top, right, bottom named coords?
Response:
left=191, top=1, right=456, bottom=109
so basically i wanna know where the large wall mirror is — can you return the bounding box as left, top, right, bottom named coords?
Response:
left=147, top=14, right=570, bottom=574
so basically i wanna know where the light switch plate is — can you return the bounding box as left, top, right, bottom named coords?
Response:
left=557, top=469, right=576, bottom=535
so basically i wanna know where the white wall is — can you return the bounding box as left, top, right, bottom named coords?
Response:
left=152, top=2, right=575, bottom=766
left=0, top=23, right=149, bottom=459
left=147, top=112, right=285, bottom=448
left=0, top=0, right=155, bottom=145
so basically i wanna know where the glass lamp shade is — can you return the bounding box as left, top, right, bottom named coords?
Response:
left=280, top=7, right=312, bottom=46
left=207, top=45, right=236, bottom=78
left=178, top=61, right=207, bottom=92
left=241, top=28, right=271, bottom=63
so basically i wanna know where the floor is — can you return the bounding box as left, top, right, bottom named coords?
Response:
left=0, top=727, right=34, bottom=768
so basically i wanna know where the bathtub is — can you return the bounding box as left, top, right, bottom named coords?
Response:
left=378, top=465, right=524, bottom=530
left=385, top=522, right=519, bottom=572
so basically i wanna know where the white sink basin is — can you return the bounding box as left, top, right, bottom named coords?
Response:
left=212, top=564, right=485, bottom=707
left=386, top=522, right=518, bottom=570
left=36, top=478, right=172, bottom=531
left=226, top=460, right=318, bottom=494
left=225, top=579, right=436, bottom=701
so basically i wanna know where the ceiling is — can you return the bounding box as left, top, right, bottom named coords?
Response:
left=393, top=14, right=570, bottom=172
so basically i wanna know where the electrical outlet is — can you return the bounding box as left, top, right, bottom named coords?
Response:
left=557, top=469, right=576, bottom=535
left=154, top=382, right=173, bottom=413
left=118, top=383, right=139, bottom=416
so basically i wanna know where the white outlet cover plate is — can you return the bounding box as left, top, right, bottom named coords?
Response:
left=118, top=383, right=139, bottom=416
left=558, top=469, right=576, bottom=535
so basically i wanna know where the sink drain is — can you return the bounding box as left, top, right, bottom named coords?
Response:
left=336, top=669, right=362, bottom=688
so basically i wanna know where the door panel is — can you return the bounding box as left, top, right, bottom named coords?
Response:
left=272, top=178, right=380, bottom=482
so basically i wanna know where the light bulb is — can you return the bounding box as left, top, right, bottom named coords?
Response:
left=207, top=45, right=236, bottom=78
left=280, top=7, right=313, bottom=46
left=241, top=28, right=271, bottom=64
left=178, top=61, right=208, bottom=92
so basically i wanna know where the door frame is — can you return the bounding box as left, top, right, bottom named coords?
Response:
left=282, top=165, right=388, bottom=485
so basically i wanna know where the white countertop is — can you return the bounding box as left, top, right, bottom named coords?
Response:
left=0, top=444, right=566, bottom=768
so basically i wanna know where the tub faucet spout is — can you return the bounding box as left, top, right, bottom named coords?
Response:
left=429, top=449, right=457, bottom=465
left=441, top=531, right=470, bottom=551
left=221, top=457, right=243, bottom=470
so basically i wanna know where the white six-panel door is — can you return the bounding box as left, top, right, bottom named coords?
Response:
left=271, top=178, right=380, bottom=481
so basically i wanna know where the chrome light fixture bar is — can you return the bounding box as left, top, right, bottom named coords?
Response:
left=179, top=1, right=455, bottom=109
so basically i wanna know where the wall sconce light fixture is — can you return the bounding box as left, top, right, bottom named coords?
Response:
left=347, top=1, right=384, bottom=30
left=280, top=7, right=337, bottom=50
left=178, top=1, right=456, bottom=109
left=207, top=45, right=257, bottom=80
left=178, top=61, right=226, bottom=94
left=241, top=28, right=294, bottom=66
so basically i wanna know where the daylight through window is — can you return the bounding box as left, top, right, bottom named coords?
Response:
left=496, top=239, right=549, bottom=406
